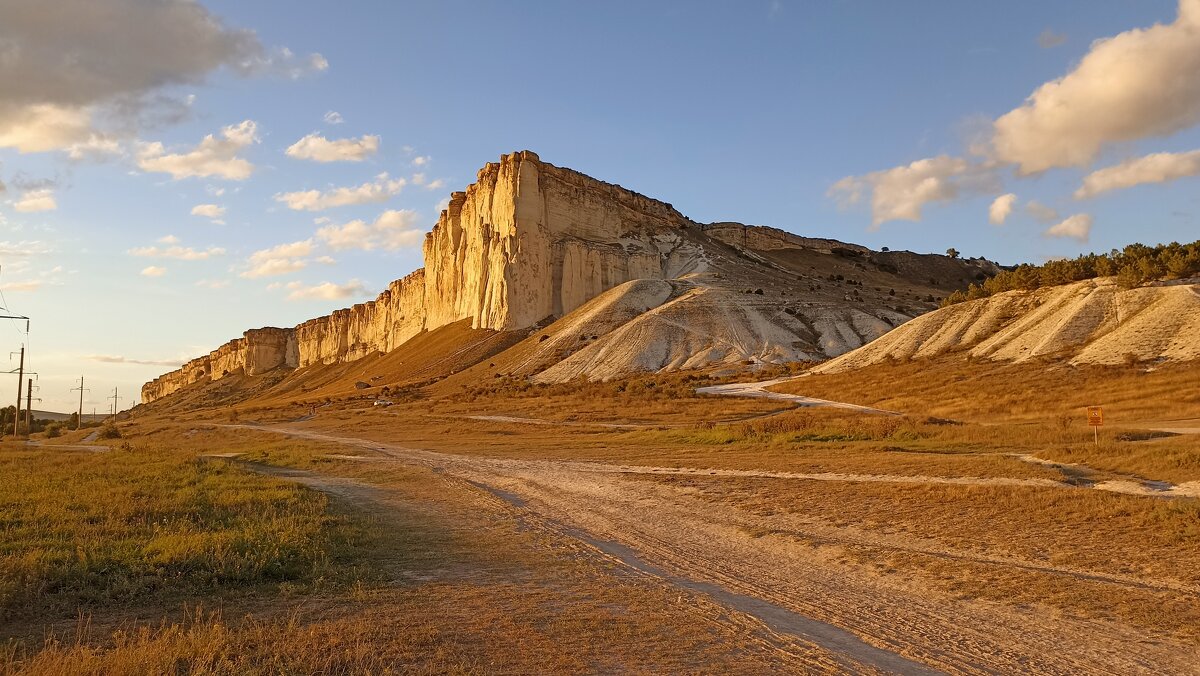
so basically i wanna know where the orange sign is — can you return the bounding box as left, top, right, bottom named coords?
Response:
left=1087, top=406, right=1104, bottom=427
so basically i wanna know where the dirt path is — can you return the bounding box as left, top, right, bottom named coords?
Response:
left=237, top=424, right=1200, bottom=674
left=696, top=377, right=898, bottom=415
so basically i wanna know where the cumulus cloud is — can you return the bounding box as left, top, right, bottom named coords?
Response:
left=241, top=239, right=315, bottom=278
left=285, top=133, right=379, bottom=162
left=829, top=155, right=999, bottom=226
left=425, top=178, right=446, bottom=191
left=137, top=120, right=258, bottom=180
left=158, top=234, right=180, bottom=244
left=274, top=173, right=405, bottom=211
left=316, top=209, right=424, bottom=251
left=128, top=244, right=225, bottom=260
left=190, top=203, right=226, bottom=223
left=140, top=266, right=166, bottom=277
left=988, top=193, right=1016, bottom=225
left=323, top=111, right=344, bottom=125
left=1037, top=29, right=1067, bottom=49
left=1044, top=214, right=1094, bottom=242
left=0, top=0, right=325, bottom=154
left=1024, top=200, right=1060, bottom=224
left=13, top=189, right=57, bottom=212
left=412, top=155, right=430, bottom=166
left=993, top=0, right=1200, bottom=173
left=1075, top=149, right=1200, bottom=198
left=86, top=354, right=185, bottom=367
left=283, top=279, right=369, bottom=301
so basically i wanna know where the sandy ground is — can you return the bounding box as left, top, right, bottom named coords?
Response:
left=696, top=377, right=897, bottom=414
left=236, top=423, right=1200, bottom=674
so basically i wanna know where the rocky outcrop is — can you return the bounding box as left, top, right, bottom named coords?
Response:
left=702, top=222, right=870, bottom=254
left=143, top=151, right=707, bottom=403
left=143, top=150, right=992, bottom=404
left=141, top=327, right=297, bottom=403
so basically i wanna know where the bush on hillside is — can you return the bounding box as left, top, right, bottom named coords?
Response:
left=941, top=240, right=1200, bottom=307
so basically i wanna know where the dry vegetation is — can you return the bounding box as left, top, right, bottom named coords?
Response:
left=8, top=348, right=1200, bottom=671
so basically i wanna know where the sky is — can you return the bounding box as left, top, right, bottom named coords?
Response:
left=1, top=0, right=1199, bottom=412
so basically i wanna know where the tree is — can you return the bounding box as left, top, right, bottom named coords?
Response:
left=946, top=248, right=959, bottom=259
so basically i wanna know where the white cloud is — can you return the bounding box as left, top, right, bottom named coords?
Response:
left=140, top=266, right=166, bottom=277
left=195, top=279, right=230, bottom=289
left=993, top=1, right=1200, bottom=173
left=190, top=203, right=226, bottom=223
left=274, top=173, right=405, bottom=211
left=13, top=189, right=57, bottom=212
left=0, top=241, right=53, bottom=257
left=323, top=111, right=344, bottom=125
left=0, top=0, right=324, bottom=154
left=137, top=120, right=258, bottom=180
left=412, top=155, right=430, bottom=166
left=1075, top=149, right=1200, bottom=198
left=1044, top=214, right=1094, bottom=242
left=1025, top=200, right=1060, bottom=224
left=829, top=155, right=998, bottom=226
left=425, top=178, right=446, bottom=191
left=988, top=193, right=1016, bottom=225
left=316, top=209, right=424, bottom=251
left=241, top=239, right=315, bottom=278
left=283, top=279, right=369, bottom=301
left=86, top=354, right=184, bottom=367
left=157, top=234, right=180, bottom=244
left=285, top=133, right=379, bottom=162
left=4, top=280, right=42, bottom=292
left=128, top=244, right=225, bottom=260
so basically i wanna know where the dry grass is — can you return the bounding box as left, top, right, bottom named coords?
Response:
left=0, top=445, right=354, bottom=622
left=772, top=356, right=1200, bottom=423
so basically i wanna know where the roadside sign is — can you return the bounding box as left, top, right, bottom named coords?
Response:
left=1087, top=406, right=1104, bottom=427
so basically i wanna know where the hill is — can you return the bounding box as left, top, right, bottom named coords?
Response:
left=813, top=277, right=1200, bottom=374
left=142, top=151, right=994, bottom=406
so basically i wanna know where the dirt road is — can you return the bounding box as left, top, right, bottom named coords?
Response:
left=240, top=424, right=1200, bottom=674
left=696, top=377, right=898, bottom=414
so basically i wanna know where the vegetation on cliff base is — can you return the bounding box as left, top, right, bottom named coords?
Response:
left=941, top=240, right=1200, bottom=307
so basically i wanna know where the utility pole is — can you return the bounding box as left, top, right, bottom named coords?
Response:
left=11, top=346, right=22, bottom=438
left=25, top=378, right=32, bottom=433
left=108, top=387, right=121, bottom=417
left=71, top=377, right=89, bottom=430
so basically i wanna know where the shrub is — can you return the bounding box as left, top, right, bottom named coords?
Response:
left=98, top=424, right=122, bottom=439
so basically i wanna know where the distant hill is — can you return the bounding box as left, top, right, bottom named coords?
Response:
left=813, top=277, right=1200, bottom=373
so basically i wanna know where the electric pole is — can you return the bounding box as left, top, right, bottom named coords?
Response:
left=71, top=377, right=89, bottom=430
left=11, top=346, right=22, bottom=438
left=25, top=378, right=32, bottom=433
left=108, top=387, right=121, bottom=417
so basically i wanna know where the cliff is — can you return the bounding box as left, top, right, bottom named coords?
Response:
left=143, top=151, right=704, bottom=403
left=143, top=151, right=993, bottom=404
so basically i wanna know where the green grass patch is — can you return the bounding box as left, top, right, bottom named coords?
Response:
left=0, top=445, right=356, bottom=619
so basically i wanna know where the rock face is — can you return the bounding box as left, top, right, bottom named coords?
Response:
left=812, top=278, right=1200, bottom=373
left=143, top=151, right=994, bottom=404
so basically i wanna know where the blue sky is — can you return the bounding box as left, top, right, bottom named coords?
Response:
left=1, top=0, right=1197, bottom=411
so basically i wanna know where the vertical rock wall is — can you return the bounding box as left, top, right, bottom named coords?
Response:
left=143, top=151, right=699, bottom=403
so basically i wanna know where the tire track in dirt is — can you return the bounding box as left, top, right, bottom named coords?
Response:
left=234, top=424, right=1200, bottom=674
